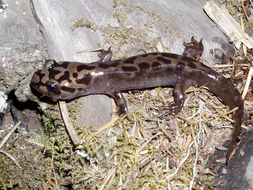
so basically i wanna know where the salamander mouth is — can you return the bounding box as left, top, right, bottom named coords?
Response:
left=30, top=82, right=39, bottom=91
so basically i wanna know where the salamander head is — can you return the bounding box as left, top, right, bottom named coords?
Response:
left=30, top=59, right=95, bottom=101
left=31, top=59, right=64, bottom=101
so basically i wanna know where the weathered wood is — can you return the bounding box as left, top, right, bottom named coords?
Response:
left=204, top=0, right=253, bottom=49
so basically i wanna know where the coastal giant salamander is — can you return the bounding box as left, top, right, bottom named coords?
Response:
left=30, top=49, right=244, bottom=163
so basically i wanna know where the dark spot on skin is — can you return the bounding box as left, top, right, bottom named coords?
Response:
left=177, top=61, right=185, bottom=67
left=76, top=73, right=92, bottom=85
left=182, top=56, right=194, bottom=62
left=157, top=56, right=171, bottom=64
left=152, top=61, right=161, bottom=70
left=122, top=66, right=138, bottom=72
left=165, top=53, right=179, bottom=59
left=221, top=44, right=226, bottom=50
left=99, top=61, right=120, bottom=68
left=138, top=62, right=150, bottom=70
left=60, top=62, right=71, bottom=69
left=150, top=52, right=159, bottom=56
left=112, top=60, right=120, bottom=67
left=54, top=61, right=70, bottom=69
left=175, top=62, right=185, bottom=74
left=187, top=61, right=197, bottom=69
left=49, top=69, right=61, bottom=79
left=77, top=64, right=96, bottom=72
left=123, top=56, right=137, bottom=64
left=60, top=86, right=76, bottom=93
left=35, top=71, right=45, bottom=81
left=99, top=63, right=109, bottom=68
left=140, top=54, right=149, bottom=57
left=112, top=61, right=120, bottom=67
left=162, top=53, right=174, bottom=57
left=58, top=71, right=71, bottom=83
left=73, top=73, right=78, bottom=78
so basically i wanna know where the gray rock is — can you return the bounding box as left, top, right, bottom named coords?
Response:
left=0, top=90, right=7, bottom=113
left=208, top=129, right=253, bottom=190
left=0, top=0, right=47, bottom=105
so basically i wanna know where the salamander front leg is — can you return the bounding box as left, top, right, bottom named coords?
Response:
left=111, top=91, right=127, bottom=116
left=171, top=78, right=196, bottom=114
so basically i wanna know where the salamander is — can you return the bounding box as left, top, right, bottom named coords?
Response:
left=30, top=48, right=244, bottom=163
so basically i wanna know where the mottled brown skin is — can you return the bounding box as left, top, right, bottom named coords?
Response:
left=31, top=51, right=243, bottom=163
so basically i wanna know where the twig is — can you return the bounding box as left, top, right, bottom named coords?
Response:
left=176, top=115, right=193, bottom=126
left=0, top=121, right=21, bottom=149
left=210, top=64, right=233, bottom=68
left=58, top=101, right=81, bottom=146
left=240, top=0, right=250, bottom=21
left=242, top=64, right=253, bottom=99
left=0, top=150, right=21, bottom=168
left=167, top=131, right=201, bottom=189
left=106, top=167, right=117, bottom=189
left=139, top=152, right=159, bottom=168
left=190, top=125, right=196, bottom=143
left=93, top=116, right=119, bottom=135
left=99, top=167, right=116, bottom=190
left=25, top=138, right=44, bottom=148
left=138, top=133, right=161, bottom=153
left=167, top=138, right=195, bottom=179
left=211, top=63, right=251, bottom=69
left=189, top=140, right=199, bottom=190
left=216, top=110, right=234, bottom=123
left=139, top=124, right=149, bottom=139
left=0, top=121, right=21, bottom=168
left=77, top=47, right=104, bottom=53
left=204, top=0, right=253, bottom=49
left=93, top=98, right=120, bottom=135
left=189, top=116, right=202, bottom=190
left=117, top=172, right=123, bottom=190
left=223, top=107, right=238, bottom=115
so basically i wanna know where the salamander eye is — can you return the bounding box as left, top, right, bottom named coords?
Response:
left=46, top=80, right=60, bottom=93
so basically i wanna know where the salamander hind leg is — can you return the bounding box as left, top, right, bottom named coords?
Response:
left=89, top=47, right=113, bottom=63
left=161, top=78, right=196, bottom=115
left=97, top=47, right=112, bottom=63
left=183, top=37, right=204, bottom=59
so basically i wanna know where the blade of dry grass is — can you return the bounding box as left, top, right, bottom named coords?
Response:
left=0, top=121, right=21, bottom=168
left=242, top=64, right=253, bottom=99
left=0, top=150, right=21, bottom=168
left=0, top=121, right=21, bottom=149
left=58, top=101, right=81, bottom=145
